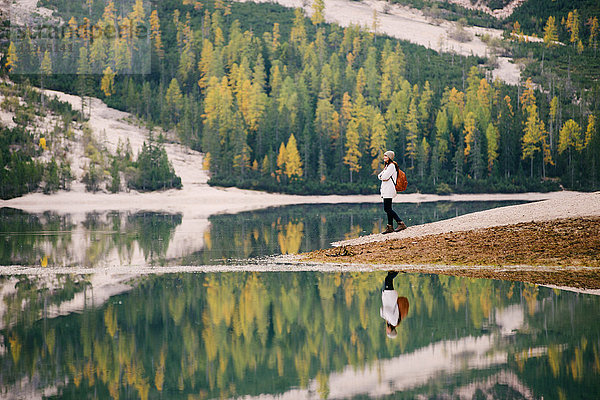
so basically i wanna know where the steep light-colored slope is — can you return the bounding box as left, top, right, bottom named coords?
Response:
left=240, top=0, right=522, bottom=84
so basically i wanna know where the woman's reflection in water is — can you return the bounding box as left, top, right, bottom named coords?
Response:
left=380, top=271, right=409, bottom=339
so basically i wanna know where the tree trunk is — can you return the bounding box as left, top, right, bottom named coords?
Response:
left=530, top=156, right=533, bottom=179
left=569, top=148, right=573, bottom=187
left=542, top=156, right=546, bottom=179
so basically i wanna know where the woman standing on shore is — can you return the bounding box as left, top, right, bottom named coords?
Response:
left=378, top=151, right=407, bottom=234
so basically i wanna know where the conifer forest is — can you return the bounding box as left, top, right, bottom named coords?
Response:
left=1, top=0, right=599, bottom=196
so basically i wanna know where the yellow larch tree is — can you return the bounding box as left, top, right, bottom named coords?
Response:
left=520, top=77, right=536, bottom=110
left=66, top=16, right=78, bottom=40
left=343, top=119, right=361, bottom=182
left=101, top=66, right=116, bottom=96
left=558, top=119, right=584, bottom=185
left=276, top=142, right=287, bottom=179
left=355, top=67, right=366, bottom=97
left=6, top=42, right=18, bottom=73
left=129, top=0, right=145, bottom=27
left=149, top=10, right=164, bottom=58
left=447, top=87, right=465, bottom=129
left=588, top=17, right=598, bottom=52
left=434, top=108, right=450, bottom=179
left=521, top=104, right=543, bottom=177
left=543, top=16, right=559, bottom=47
left=237, top=78, right=266, bottom=133
left=341, top=92, right=353, bottom=123
left=584, top=114, right=596, bottom=148
left=486, top=123, right=499, bottom=174
left=511, top=21, right=524, bottom=42
left=285, top=133, right=303, bottom=179
left=311, top=0, right=325, bottom=25
left=565, top=10, right=580, bottom=45
left=559, top=119, right=583, bottom=153
left=198, top=39, right=216, bottom=90
left=290, top=8, right=307, bottom=49
left=369, top=111, right=387, bottom=175
left=463, top=111, right=478, bottom=157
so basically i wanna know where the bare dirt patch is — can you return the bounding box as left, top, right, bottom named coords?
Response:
left=302, top=217, right=600, bottom=288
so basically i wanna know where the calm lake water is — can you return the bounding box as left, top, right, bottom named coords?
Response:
left=1, top=272, right=599, bottom=399
left=1, top=202, right=599, bottom=399
left=1, top=201, right=525, bottom=267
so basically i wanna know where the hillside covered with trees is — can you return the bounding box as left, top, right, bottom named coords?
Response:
left=2, top=0, right=599, bottom=195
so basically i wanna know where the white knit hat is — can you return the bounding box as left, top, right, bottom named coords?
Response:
left=384, top=150, right=395, bottom=160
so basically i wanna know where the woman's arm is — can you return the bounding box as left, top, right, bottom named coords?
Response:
left=379, top=164, right=394, bottom=181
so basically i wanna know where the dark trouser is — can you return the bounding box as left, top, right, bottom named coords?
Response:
left=384, top=271, right=399, bottom=290
left=383, top=198, right=401, bottom=226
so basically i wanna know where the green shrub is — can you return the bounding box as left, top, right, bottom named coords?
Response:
left=128, top=141, right=182, bottom=191
left=436, top=182, right=453, bottom=195
left=83, top=163, right=102, bottom=192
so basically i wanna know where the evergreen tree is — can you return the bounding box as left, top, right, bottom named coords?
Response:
left=109, top=158, right=121, bottom=193
left=418, top=81, right=433, bottom=128
left=131, top=140, right=182, bottom=191
left=77, top=47, right=92, bottom=117
left=40, top=51, right=52, bottom=109
left=165, top=78, right=184, bottom=126
left=43, top=158, right=60, bottom=194
left=417, top=137, right=430, bottom=179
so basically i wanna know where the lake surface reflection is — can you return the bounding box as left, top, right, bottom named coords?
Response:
left=0, top=201, right=526, bottom=267
left=1, top=272, right=599, bottom=399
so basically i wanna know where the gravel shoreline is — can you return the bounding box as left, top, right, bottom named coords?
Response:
left=298, top=192, right=600, bottom=290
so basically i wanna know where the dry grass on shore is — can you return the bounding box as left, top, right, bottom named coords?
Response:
left=302, top=217, right=600, bottom=289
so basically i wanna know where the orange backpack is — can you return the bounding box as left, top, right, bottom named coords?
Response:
left=392, top=162, right=408, bottom=192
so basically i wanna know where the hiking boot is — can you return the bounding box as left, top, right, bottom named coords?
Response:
left=382, top=224, right=394, bottom=234
left=395, top=221, right=407, bottom=232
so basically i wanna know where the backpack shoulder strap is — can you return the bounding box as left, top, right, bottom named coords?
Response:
left=390, top=162, right=399, bottom=186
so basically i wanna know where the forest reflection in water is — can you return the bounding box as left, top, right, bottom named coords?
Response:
left=0, top=201, right=526, bottom=267
left=0, top=272, right=599, bottom=399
